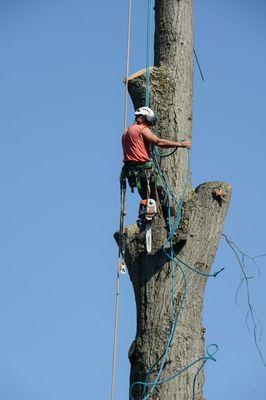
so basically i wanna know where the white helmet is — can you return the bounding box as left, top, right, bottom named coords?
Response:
left=135, top=107, right=157, bottom=125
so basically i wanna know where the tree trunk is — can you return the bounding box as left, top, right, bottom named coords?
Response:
left=123, top=1, right=232, bottom=399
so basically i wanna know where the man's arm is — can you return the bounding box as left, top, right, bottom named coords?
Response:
left=142, top=127, right=191, bottom=149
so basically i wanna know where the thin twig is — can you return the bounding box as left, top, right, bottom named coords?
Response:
left=252, top=254, right=266, bottom=260
left=222, top=234, right=266, bottom=366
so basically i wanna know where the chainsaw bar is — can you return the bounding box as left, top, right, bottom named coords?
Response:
left=145, top=222, right=152, bottom=254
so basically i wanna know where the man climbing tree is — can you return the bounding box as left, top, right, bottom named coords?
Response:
left=121, top=107, right=191, bottom=229
left=122, top=107, right=191, bottom=160
left=115, top=1, right=232, bottom=399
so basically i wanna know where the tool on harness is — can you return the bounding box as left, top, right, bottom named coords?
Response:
left=138, top=199, right=157, bottom=221
left=121, top=160, right=161, bottom=254
left=138, top=199, right=157, bottom=254
left=121, top=161, right=154, bottom=194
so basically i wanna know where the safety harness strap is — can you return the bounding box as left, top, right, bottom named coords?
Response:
left=121, top=160, right=162, bottom=193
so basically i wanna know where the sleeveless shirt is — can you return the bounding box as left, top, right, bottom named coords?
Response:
left=122, top=123, right=151, bottom=163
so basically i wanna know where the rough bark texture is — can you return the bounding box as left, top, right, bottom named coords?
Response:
left=123, top=1, right=232, bottom=399
left=124, top=183, right=231, bottom=400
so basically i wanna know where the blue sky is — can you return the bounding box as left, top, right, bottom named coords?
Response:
left=0, top=1, right=265, bottom=399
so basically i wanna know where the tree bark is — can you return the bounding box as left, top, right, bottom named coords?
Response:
left=122, top=1, right=232, bottom=399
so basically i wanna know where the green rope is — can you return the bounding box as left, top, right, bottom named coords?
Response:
left=130, top=345, right=218, bottom=397
left=145, top=0, right=152, bottom=106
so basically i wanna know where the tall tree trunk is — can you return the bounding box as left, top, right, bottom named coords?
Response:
left=123, top=1, right=232, bottom=399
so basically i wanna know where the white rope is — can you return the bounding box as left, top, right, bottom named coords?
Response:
left=110, top=1, right=132, bottom=399
left=123, top=0, right=132, bottom=132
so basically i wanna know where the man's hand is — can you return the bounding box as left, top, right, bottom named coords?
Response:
left=180, top=141, right=192, bottom=149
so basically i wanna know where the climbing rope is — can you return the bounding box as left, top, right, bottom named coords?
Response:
left=130, top=344, right=218, bottom=398
left=145, top=0, right=153, bottom=106
left=110, top=1, right=132, bottom=400
left=123, top=0, right=132, bottom=132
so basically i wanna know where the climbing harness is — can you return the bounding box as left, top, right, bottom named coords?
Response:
left=121, top=160, right=153, bottom=194
left=121, top=159, right=161, bottom=254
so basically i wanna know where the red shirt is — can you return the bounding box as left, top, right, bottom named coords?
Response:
left=122, top=123, right=151, bottom=163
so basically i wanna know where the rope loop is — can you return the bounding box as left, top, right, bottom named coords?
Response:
left=206, top=344, right=219, bottom=361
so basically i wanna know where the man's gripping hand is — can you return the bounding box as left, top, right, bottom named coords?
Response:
left=180, top=141, right=192, bottom=149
